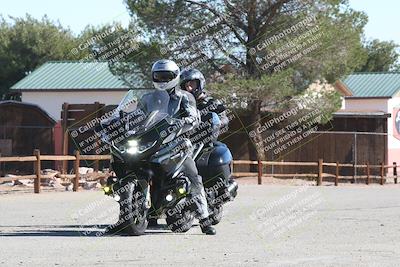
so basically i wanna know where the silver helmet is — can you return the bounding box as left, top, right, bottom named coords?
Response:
left=151, top=59, right=180, bottom=91
left=180, top=68, right=205, bottom=98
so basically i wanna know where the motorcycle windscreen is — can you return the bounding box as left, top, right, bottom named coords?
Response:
left=141, top=89, right=170, bottom=114
left=115, top=89, right=170, bottom=114
left=115, top=89, right=171, bottom=131
left=116, top=90, right=139, bottom=114
left=136, top=90, right=171, bottom=131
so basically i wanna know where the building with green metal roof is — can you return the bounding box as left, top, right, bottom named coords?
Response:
left=335, top=72, right=400, bottom=167
left=11, top=61, right=146, bottom=91
left=337, top=72, right=400, bottom=98
left=10, top=61, right=148, bottom=120
left=8, top=61, right=150, bottom=159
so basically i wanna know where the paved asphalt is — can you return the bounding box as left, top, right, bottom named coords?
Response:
left=1, top=184, right=400, bottom=266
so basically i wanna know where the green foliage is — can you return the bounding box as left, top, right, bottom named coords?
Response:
left=209, top=69, right=296, bottom=107
left=295, top=4, right=368, bottom=84
left=0, top=14, right=85, bottom=100
left=293, top=84, right=343, bottom=124
left=208, top=69, right=342, bottom=124
left=123, top=0, right=368, bottom=117
left=77, top=22, right=162, bottom=87
left=357, top=39, right=400, bottom=72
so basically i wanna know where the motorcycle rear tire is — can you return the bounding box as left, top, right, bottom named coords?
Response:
left=210, top=205, right=223, bottom=225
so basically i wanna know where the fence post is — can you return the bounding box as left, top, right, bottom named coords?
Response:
left=335, top=162, right=339, bottom=186
left=366, top=162, right=370, bottom=185
left=317, top=159, right=323, bottom=186
left=393, top=162, right=397, bottom=184
left=257, top=160, right=262, bottom=185
left=62, top=102, right=69, bottom=174
left=94, top=159, right=99, bottom=172
left=73, top=150, right=80, bottom=192
left=380, top=162, right=384, bottom=185
left=352, top=163, right=356, bottom=184
left=34, top=149, right=41, bottom=194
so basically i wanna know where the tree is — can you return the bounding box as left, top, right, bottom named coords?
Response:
left=0, top=14, right=86, bottom=100
left=357, top=39, right=400, bottom=72
left=77, top=23, right=156, bottom=88
left=122, top=0, right=367, bottom=159
left=125, top=0, right=366, bottom=77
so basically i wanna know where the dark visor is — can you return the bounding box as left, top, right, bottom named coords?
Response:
left=152, top=71, right=177, bottom=82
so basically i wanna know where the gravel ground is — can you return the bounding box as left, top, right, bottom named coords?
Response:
left=0, top=182, right=400, bottom=267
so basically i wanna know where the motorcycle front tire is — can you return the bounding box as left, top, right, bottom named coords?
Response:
left=166, top=210, right=195, bottom=233
left=119, top=183, right=148, bottom=236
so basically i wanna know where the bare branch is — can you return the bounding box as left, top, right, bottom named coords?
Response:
left=212, top=36, right=246, bottom=68
left=222, top=0, right=247, bottom=31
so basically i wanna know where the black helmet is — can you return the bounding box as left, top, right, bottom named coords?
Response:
left=180, top=68, right=205, bottom=98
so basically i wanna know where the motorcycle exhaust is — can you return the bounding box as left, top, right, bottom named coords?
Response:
left=227, top=180, right=238, bottom=200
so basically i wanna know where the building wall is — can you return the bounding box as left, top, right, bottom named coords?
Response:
left=341, top=97, right=346, bottom=110
left=344, top=97, right=400, bottom=167
left=0, top=103, right=56, bottom=173
left=344, top=98, right=389, bottom=112
left=22, top=91, right=127, bottom=121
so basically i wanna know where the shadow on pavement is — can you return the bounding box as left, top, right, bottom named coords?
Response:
left=0, top=229, right=103, bottom=237
left=0, top=224, right=201, bottom=237
left=0, top=224, right=109, bottom=228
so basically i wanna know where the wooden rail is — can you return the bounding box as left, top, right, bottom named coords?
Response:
left=1, top=152, right=398, bottom=192
left=232, top=159, right=398, bottom=186
left=0, top=150, right=111, bottom=193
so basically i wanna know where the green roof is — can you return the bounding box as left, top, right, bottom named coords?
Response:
left=341, top=72, right=400, bottom=97
left=11, top=61, right=145, bottom=91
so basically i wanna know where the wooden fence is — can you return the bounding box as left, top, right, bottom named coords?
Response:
left=1, top=151, right=398, bottom=194
left=232, top=159, right=398, bottom=186
left=0, top=150, right=111, bottom=193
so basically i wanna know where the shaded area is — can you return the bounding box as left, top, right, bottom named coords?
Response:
left=0, top=223, right=201, bottom=237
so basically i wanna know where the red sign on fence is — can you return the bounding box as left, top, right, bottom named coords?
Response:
left=394, top=107, right=400, bottom=141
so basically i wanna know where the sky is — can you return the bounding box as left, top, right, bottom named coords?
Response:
left=0, top=0, right=131, bottom=34
left=348, top=0, right=400, bottom=44
left=0, top=0, right=399, bottom=44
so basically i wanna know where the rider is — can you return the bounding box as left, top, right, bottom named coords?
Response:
left=180, top=68, right=229, bottom=145
left=146, top=59, right=216, bottom=235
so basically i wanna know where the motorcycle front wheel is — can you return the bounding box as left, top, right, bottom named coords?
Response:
left=166, top=210, right=195, bottom=233
left=119, top=182, right=148, bottom=236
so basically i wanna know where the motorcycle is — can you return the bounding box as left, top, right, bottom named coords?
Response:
left=192, top=112, right=238, bottom=225
left=97, top=89, right=237, bottom=235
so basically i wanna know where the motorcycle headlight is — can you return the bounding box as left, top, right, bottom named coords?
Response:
left=177, top=187, right=186, bottom=195
left=165, top=194, right=173, bottom=201
left=126, top=139, right=139, bottom=154
left=103, top=186, right=111, bottom=193
left=127, top=146, right=139, bottom=154
left=124, top=139, right=156, bottom=154
left=128, top=140, right=138, bottom=147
